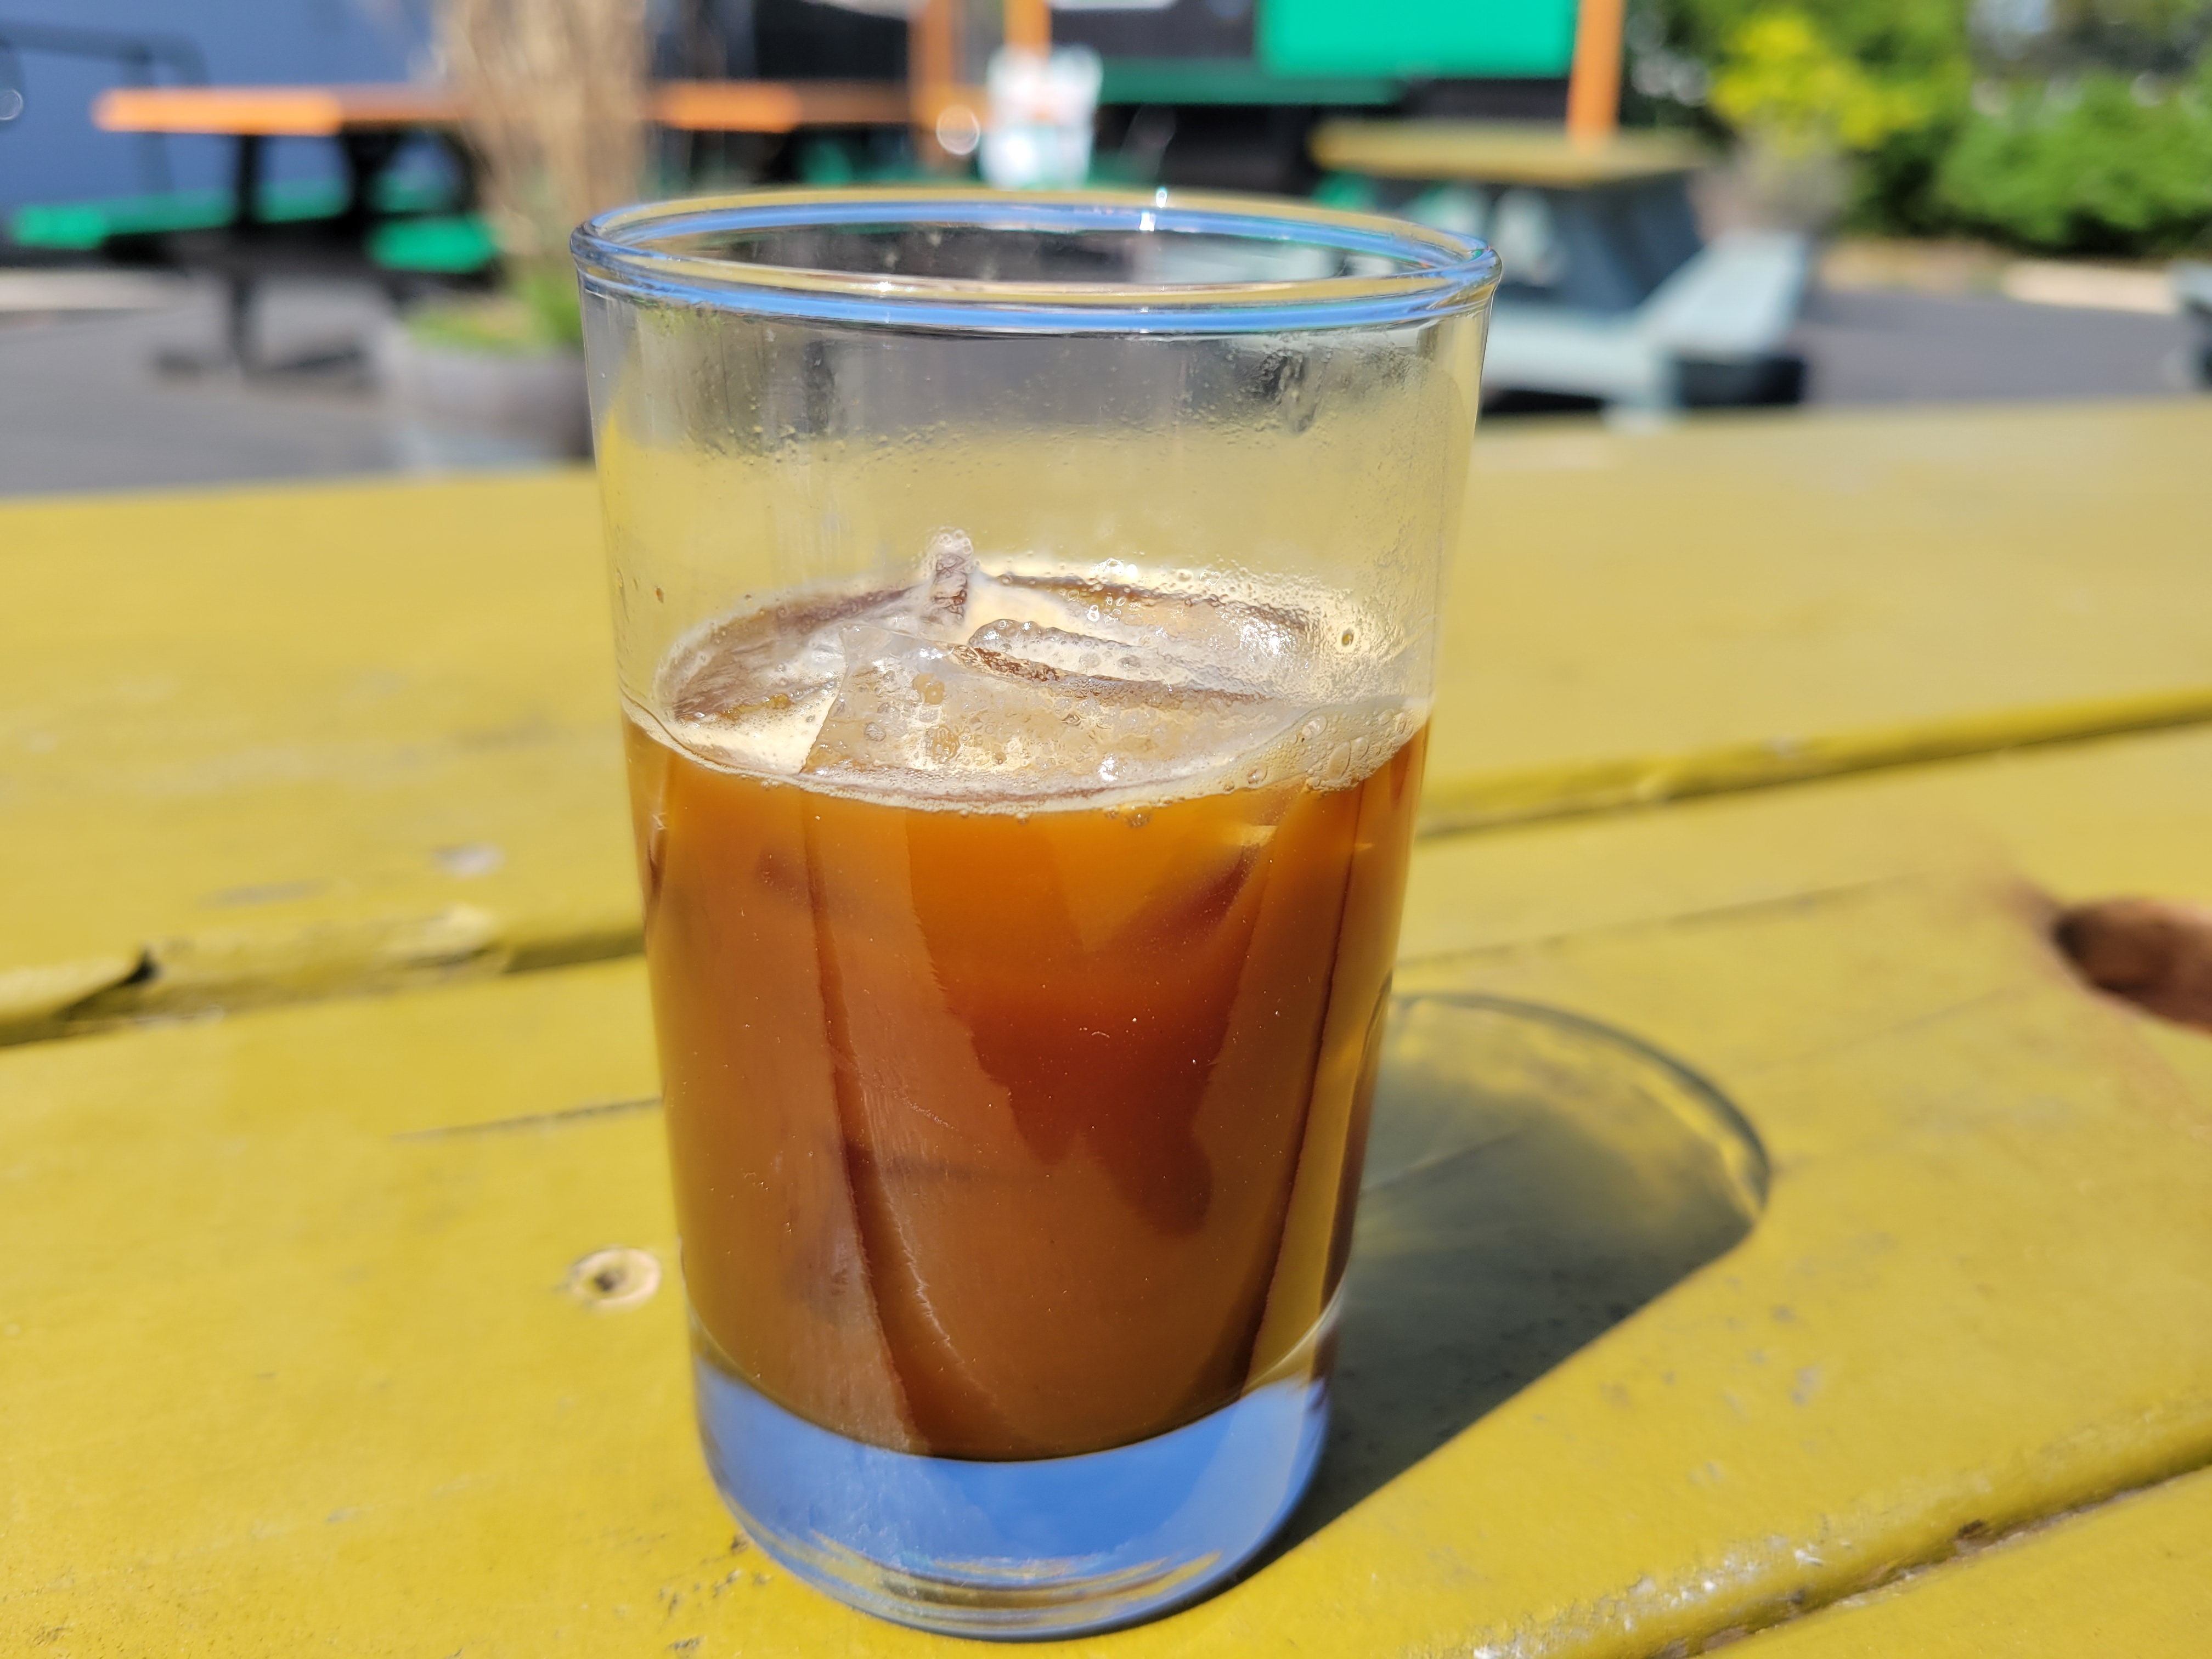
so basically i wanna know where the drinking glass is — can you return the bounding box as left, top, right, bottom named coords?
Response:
left=572, top=189, right=1496, bottom=1638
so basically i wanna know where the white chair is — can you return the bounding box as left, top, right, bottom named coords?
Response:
left=2174, top=262, right=2212, bottom=388
left=1481, top=228, right=1812, bottom=411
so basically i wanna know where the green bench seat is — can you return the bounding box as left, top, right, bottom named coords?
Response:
left=8, top=175, right=490, bottom=276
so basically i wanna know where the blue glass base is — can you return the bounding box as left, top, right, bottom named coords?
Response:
left=692, top=1338, right=1330, bottom=1638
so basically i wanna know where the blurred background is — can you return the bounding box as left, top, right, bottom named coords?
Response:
left=2, top=0, right=2208, bottom=493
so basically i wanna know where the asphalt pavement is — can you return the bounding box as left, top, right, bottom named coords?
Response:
left=0, top=269, right=2202, bottom=496
left=1789, top=284, right=2198, bottom=406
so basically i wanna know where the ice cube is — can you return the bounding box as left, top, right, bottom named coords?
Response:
left=964, top=618, right=1229, bottom=689
left=957, top=570, right=1328, bottom=700
left=957, top=567, right=1100, bottom=637
left=801, top=623, right=1300, bottom=797
left=663, top=613, right=846, bottom=774
left=899, top=528, right=975, bottom=637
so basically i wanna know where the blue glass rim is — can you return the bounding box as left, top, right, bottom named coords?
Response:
left=571, top=188, right=1499, bottom=335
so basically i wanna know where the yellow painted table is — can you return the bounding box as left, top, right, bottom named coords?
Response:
left=7, top=730, right=2212, bottom=1655
left=5, top=401, right=2212, bottom=1654
left=6, top=400, right=2211, bottom=1041
left=1311, top=120, right=1711, bottom=188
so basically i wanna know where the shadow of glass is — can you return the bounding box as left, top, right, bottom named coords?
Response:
left=1269, top=991, right=1769, bottom=1553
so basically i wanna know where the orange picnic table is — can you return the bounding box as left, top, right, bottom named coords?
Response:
left=90, top=78, right=911, bottom=242
left=80, top=80, right=913, bottom=375
left=92, top=78, right=911, bottom=139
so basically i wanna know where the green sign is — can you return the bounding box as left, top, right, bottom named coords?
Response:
left=1260, top=0, right=1579, bottom=80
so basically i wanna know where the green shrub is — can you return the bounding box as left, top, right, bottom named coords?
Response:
left=405, top=269, right=583, bottom=356
left=1939, top=74, right=2212, bottom=252
left=1633, top=0, right=2212, bottom=250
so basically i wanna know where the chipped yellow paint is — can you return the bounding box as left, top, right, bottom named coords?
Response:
left=1728, top=1464, right=2212, bottom=1657
left=0, top=470, right=636, bottom=1041
left=6, top=400, right=2212, bottom=1039
left=5, top=718, right=2212, bottom=1655
left=1417, top=682, right=2212, bottom=836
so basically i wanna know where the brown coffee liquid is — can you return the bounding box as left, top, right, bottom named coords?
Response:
left=627, top=556, right=1425, bottom=1459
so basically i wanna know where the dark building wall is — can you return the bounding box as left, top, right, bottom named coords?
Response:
left=0, top=1, right=424, bottom=214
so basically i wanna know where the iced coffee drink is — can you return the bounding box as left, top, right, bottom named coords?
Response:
left=629, top=534, right=1424, bottom=1458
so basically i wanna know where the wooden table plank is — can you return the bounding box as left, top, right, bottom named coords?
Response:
left=93, top=83, right=461, bottom=137
left=1393, top=719, right=2212, bottom=1139
left=1427, top=400, right=2212, bottom=828
left=1727, top=1464, right=2212, bottom=1658
left=652, top=79, right=909, bottom=132
left=0, top=471, right=632, bottom=1040
left=1301, top=733, right=2212, bottom=1655
left=5, top=726, right=2210, bottom=1654
left=7, top=401, right=2210, bottom=1040
left=1313, top=117, right=1709, bottom=185
left=92, top=80, right=910, bottom=138
left=1401, top=720, right=2212, bottom=972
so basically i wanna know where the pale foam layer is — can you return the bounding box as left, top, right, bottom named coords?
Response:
left=640, top=533, right=1424, bottom=809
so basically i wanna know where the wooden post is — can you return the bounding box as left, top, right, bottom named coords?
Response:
left=910, top=0, right=960, bottom=165
left=1003, top=0, right=1050, bottom=54
left=911, top=0, right=956, bottom=108
left=1565, top=0, right=1624, bottom=149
